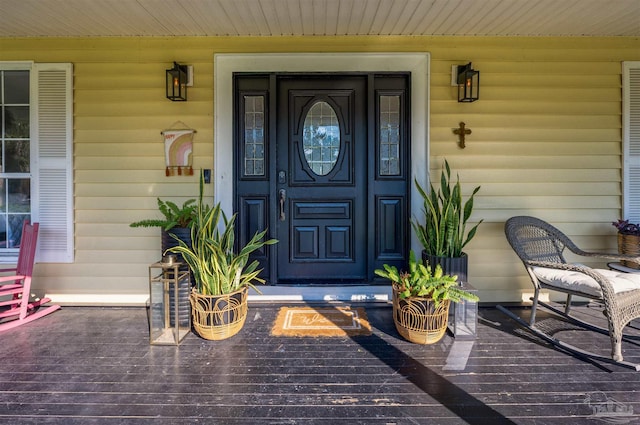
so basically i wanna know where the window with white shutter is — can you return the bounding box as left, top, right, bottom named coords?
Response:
left=623, top=62, right=640, bottom=223
left=0, top=62, right=73, bottom=263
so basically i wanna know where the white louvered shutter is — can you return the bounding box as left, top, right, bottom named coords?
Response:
left=32, top=63, right=74, bottom=263
left=623, top=62, right=640, bottom=223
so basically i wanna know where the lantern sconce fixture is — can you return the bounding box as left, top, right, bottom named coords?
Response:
left=166, top=62, right=193, bottom=101
left=452, top=62, right=480, bottom=103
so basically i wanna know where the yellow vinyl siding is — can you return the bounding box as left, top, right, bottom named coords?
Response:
left=0, top=35, right=638, bottom=302
left=426, top=39, right=633, bottom=300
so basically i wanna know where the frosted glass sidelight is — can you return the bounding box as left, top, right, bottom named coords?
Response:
left=243, top=95, right=265, bottom=176
left=379, top=95, right=400, bottom=176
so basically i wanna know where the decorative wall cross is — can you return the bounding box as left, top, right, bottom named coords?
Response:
left=453, top=122, right=472, bottom=149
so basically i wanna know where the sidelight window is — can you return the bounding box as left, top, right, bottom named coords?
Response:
left=379, top=95, right=400, bottom=176
left=243, top=95, right=265, bottom=176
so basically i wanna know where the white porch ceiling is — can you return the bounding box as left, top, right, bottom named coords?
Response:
left=0, top=0, right=638, bottom=37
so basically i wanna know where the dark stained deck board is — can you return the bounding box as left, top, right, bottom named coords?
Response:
left=0, top=303, right=639, bottom=424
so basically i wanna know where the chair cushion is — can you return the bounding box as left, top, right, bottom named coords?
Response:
left=531, top=267, right=640, bottom=298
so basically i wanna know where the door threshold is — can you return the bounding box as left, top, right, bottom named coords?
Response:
left=248, top=285, right=392, bottom=303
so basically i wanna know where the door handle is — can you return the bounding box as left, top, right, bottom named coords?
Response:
left=279, top=189, right=286, bottom=221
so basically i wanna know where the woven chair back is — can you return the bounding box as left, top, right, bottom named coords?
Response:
left=505, top=216, right=572, bottom=265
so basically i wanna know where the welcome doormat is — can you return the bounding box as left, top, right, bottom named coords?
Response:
left=271, top=306, right=372, bottom=337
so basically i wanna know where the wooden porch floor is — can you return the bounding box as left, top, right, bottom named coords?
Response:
left=1, top=302, right=639, bottom=424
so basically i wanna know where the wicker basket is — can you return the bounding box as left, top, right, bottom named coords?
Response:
left=190, top=287, right=248, bottom=340
left=617, top=233, right=640, bottom=269
left=392, top=285, right=450, bottom=344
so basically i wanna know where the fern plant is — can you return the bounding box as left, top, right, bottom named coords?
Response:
left=412, top=159, right=483, bottom=258
left=374, top=251, right=479, bottom=305
left=130, top=198, right=197, bottom=231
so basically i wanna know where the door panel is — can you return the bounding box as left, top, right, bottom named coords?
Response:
left=376, top=197, right=404, bottom=257
left=290, top=200, right=353, bottom=260
left=239, top=196, right=268, bottom=258
left=277, top=76, right=366, bottom=282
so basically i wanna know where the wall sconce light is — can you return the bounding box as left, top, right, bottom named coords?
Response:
left=455, top=62, right=480, bottom=102
left=166, top=62, right=188, bottom=101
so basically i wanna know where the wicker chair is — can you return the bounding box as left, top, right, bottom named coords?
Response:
left=503, top=216, right=640, bottom=370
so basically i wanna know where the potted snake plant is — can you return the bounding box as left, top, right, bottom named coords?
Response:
left=166, top=182, right=277, bottom=340
left=411, top=159, right=483, bottom=283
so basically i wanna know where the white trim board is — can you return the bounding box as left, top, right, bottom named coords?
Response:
left=248, top=285, right=392, bottom=302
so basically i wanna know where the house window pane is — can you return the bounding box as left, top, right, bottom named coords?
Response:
left=4, top=106, right=29, bottom=138
left=0, top=178, right=29, bottom=248
left=3, top=71, right=29, bottom=104
left=380, top=95, right=400, bottom=176
left=7, top=214, right=29, bottom=248
left=302, top=101, right=340, bottom=176
left=244, top=95, right=265, bottom=176
left=5, top=140, right=29, bottom=173
left=8, top=178, right=30, bottom=213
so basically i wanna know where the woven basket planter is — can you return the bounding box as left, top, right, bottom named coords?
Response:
left=190, top=286, right=248, bottom=340
left=617, top=233, right=640, bottom=269
left=392, top=285, right=450, bottom=344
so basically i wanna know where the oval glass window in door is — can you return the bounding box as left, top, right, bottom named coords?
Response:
left=302, top=101, right=340, bottom=176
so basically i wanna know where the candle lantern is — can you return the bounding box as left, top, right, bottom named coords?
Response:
left=166, top=62, right=188, bottom=101
left=448, top=282, right=479, bottom=339
left=148, top=258, right=191, bottom=345
left=456, top=62, right=480, bottom=102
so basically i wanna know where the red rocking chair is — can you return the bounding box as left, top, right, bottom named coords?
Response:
left=0, top=221, right=60, bottom=331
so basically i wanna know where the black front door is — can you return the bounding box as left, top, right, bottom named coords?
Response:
left=234, top=73, right=409, bottom=285
left=276, top=76, right=367, bottom=282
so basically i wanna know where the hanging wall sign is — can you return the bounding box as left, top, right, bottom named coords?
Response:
left=162, top=123, right=195, bottom=176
